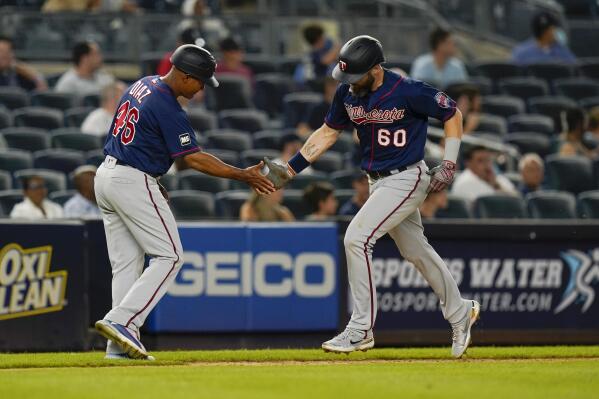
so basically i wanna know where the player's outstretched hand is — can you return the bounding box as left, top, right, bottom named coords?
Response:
left=261, top=157, right=292, bottom=190
left=426, top=160, right=456, bottom=193
left=244, top=161, right=276, bottom=195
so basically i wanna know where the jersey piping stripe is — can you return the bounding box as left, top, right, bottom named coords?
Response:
left=126, top=175, right=180, bottom=328
left=171, top=146, right=200, bottom=158
left=362, top=166, right=421, bottom=330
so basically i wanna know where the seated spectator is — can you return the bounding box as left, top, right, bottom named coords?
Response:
left=584, top=106, right=599, bottom=147
left=42, top=0, right=99, bottom=12
left=274, top=133, right=314, bottom=175
left=81, top=82, right=126, bottom=136
left=558, top=108, right=595, bottom=158
left=297, top=76, right=338, bottom=137
left=338, top=172, right=369, bottom=216
left=180, top=0, right=228, bottom=50
left=215, top=37, right=253, bottom=83
left=303, top=182, right=338, bottom=221
left=518, top=153, right=545, bottom=196
left=451, top=146, right=518, bottom=204
left=64, top=165, right=101, bottom=218
left=156, top=26, right=204, bottom=76
left=512, top=11, right=576, bottom=65
left=0, top=36, right=47, bottom=91
left=420, top=189, right=448, bottom=219
left=295, top=24, right=339, bottom=85
left=446, top=83, right=481, bottom=134
left=10, top=176, right=63, bottom=219
left=410, top=27, right=468, bottom=88
left=55, top=41, right=114, bottom=96
left=239, top=189, right=294, bottom=222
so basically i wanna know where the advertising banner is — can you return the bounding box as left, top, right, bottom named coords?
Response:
left=146, top=223, right=339, bottom=333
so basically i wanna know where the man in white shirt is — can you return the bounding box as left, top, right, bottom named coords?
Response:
left=64, top=165, right=101, bottom=218
left=54, top=41, right=114, bottom=96
left=410, top=27, right=468, bottom=88
left=451, top=146, right=518, bottom=204
left=10, top=175, right=63, bottom=219
left=81, top=81, right=125, bottom=136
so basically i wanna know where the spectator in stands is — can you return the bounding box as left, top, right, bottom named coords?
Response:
left=274, top=133, right=314, bottom=175
left=512, top=11, right=576, bottom=65
left=55, top=41, right=114, bottom=96
left=518, top=153, right=545, bottom=196
left=239, top=189, right=294, bottom=222
left=420, top=189, right=448, bottom=219
left=0, top=36, right=47, bottom=91
left=295, top=24, right=339, bottom=84
left=451, top=146, right=518, bottom=204
left=180, top=0, right=228, bottom=50
left=558, top=108, right=595, bottom=158
left=446, top=83, right=482, bottom=134
left=157, top=26, right=204, bottom=76
left=410, top=27, right=468, bottom=88
left=42, top=0, right=99, bottom=12
left=584, top=106, right=599, bottom=146
left=297, top=76, right=338, bottom=137
left=338, top=172, right=369, bottom=216
left=81, top=82, right=125, bottom=136
left=64, top=165, right=101, bottom=218
left=215, top=37, right=253, bottom=83
left=10, top=176, right=63, bottom=220
left=303, top=182, right=338, bottom=221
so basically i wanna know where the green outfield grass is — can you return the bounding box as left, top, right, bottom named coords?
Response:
left=0, top=346, right=598, bottom=399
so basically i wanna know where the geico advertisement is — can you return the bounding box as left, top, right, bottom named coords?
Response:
left=146, top=224, right=339, bottom=332
left=373, top=240, right=599, bottom=329
left=0, top=243, right=67, bottom=320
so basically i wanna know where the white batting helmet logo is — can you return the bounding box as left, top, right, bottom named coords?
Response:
left=339, top=60, right=347, bottom=71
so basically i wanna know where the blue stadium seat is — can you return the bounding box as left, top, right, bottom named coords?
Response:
left=0, top=189, right=24, bottom=215
left=0, top=87, right=29, bottom=110
left=499, top=77, right=549, bottom=101
left=0, top=107, right=11, bottom=129
left=526, top=191, right=577, bottom=219
left=177, top=170, right=230, bottom=193
left=0, top=127, right=51, bottom=152
left=51, top=131, right=104, bottom=151
left=554, top=78, right=599, bottom=101
left=254, top=73, right=295, bottom=117
left=578, top=190, right=599, bottom=218
left=240, top=149, right=279, bottom=168
left=187, top=108, right=217, bottom=133
left=169, top=190, right=215, bottom=220
left=65, top=107, right=94, bottom=127
left=475, top=61, right=522, bottom=80
left=481, top=95, right=525, bottom=118
left=505, top=132, right=552, bottom=157
left=0, top=149, right=33, bottom=172
left=31, top=91, right=78, bottom=111
left=0, top=170, right=12, bottom=190
left=218, top=109, right=268, bottom=133
left=474, top=195, right=527, bottom=218
left=215, top=190, right=249, bottom=219
left=436, top=195, right=471, bottom=219
left=206, top=130, right=252, bottom=152
left=283, top=92, right=323, bottom=128
left=507, top=114, right=555, bottom=136
left=545, top=155, right=595, bottom=195
left=33, top=149, right=85, bottom=174
left=287, top=172, right=329, bottom=190
left=205, top=74, right=252, bottom=110
left=526, top=63, right=577, bottom=81
left=13, top=106, right=63, bottom=129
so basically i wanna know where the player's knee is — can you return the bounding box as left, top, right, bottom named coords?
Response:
left=344, top=227, right=365, bottom=250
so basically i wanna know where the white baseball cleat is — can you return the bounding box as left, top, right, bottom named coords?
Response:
left=451, top=300, right=481, bottom=358
left=95, top=319, right=153, bottom=360
left=322, top=327, right=374, bottom=353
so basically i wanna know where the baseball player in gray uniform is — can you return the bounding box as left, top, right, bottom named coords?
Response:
left=263, top=35, right=480, bottom=358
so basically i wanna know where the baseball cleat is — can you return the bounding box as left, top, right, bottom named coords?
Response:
left=95, top=319, right=152, bottom=360
left=322, top=328, right=374, bottom=353
left=450, top=300, right=481, bottom=358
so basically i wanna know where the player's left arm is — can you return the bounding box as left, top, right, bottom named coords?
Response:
left=427, top=108, right=463, bottom=192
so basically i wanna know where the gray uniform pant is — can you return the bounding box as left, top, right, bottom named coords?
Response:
left=95, top=156, right=184, bottom=337
left=345, top=161, right=467, bottom=331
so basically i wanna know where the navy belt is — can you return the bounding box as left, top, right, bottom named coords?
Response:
left=115, top=159, right=161, bottom=179
left=366, top=165, right=408, bottom=181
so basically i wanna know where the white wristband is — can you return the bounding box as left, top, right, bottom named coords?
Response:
left=443, top=137, right=461, bottom=164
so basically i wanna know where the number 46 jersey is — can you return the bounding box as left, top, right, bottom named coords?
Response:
left=103, top=76, right=201, bottom=176
left=325, top=69, right=457, bottom=172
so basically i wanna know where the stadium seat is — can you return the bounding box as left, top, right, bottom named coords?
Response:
left=0, top=87, right=29, bottom=110
left=578, top=190, right=599, bottom=218
left=82, top=94, right=100, bottom=108
left=205, top=74, right=252, bottom=110
left=282, top=189, right=310, bottom=219
left=65, top=107, right=94, bottom=127
left=86, top=149, right=105, bottom=167
left=311, top=152, right=343, bottom=173
left=177, top=170, right=230, bottom=193
left=436, top=195, right=471, bottom=219
left=545, top=155, right=595, bottom=194
left=580, top=58, right=599, bottom=80
left=481, top=95, right=525, bottom=118
left=476, top=114, right=508, bottom=136
left=0, top=127, right=51, bottom=152
left=0, top=170, right=11, bottom=190
left=287, top=171, right=329, bottom=190
left=526, top=63, right=577, bottom=81
left=31, top=92, right=78, bottom=111
left=526, top=191, right=577, bottom=219
left=0, top=150, right=33, bottom=172
left=51, top=131, right=104, bottom=151
left=253, top=130, right=283, bottom=150
left=205, top=149, right=240, bottom=167
left=206, top=130, right=252, bottom=152
left=243, top=55, right=278, bottom=74
left=158, top=174, right=178, bottom=191
left=13, top=107, right=63, bottom=129
left=215, top=190, right=249, bottom=219
left=0, top=189, right=24, bottom=215
left=498, top=77, right=549, bottom=101
left=240, top=149, right=279, bottom=167
left=385, top=57, right=413, bottom=74
left=187, top=108, right=217, bottom=132
left=330, top=169, right=361, bottom=189
left=33, top=149, right=85, bottom=174
left=169, top=190, right=215, bottom=220
left=554, top=78, right=599, bottom=101
left=504, top=133, right=552, bottom=157
left=475, top=61, right=522, bottom=80
left=474, top=194, right=527, bottom=218
left=507, top=114, right=555, bottom=135
left=0, top=107, right=11, bottom=129
left=14, top=169, right=67, bottom=193
left=218, top=109, right=268, bottom=133
left=580, top=96, right=599, bottom=110
left=254, top=73, right=295, bottom=117
left=279, top=56, right=302, bottom=76
left=48, top=190, right=76, bottom=206
left=283, top=92, right=324, bottom=128
left=527, top=96, right=577, bottom=131
left=468, top=76, right=494, bottom=96
left=330, top=133, right=357, bottom=154
left=140, top=51, right=164, bottom=76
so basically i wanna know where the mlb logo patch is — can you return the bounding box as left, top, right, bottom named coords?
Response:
left=434, top=92, right=451, bottom=108
left=179, top=133, right=191, bottom=146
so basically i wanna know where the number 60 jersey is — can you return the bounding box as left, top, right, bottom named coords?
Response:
left=325, top=69, right=457, bottom=172
left=103, top=76, right=201, bottom=176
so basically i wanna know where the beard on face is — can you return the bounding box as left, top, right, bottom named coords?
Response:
left=349, top=72, right=374, bottom=98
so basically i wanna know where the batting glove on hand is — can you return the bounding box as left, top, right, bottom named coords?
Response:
left=262, top=157, right=293, bottom=189
left=426, top=160, right=456, bottom=193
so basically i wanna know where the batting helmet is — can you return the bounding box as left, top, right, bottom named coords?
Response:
left=170, top=44, right=219, bottom=88
left=331, top=35, right=385, bottom=84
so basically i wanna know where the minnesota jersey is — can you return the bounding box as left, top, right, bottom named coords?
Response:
left=325, top=69, right=456, bottom=171
left=104, top=76, right=200, bottom=176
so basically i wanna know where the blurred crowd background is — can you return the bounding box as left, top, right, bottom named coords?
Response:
left=1, top=0, right=599, bottom=222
